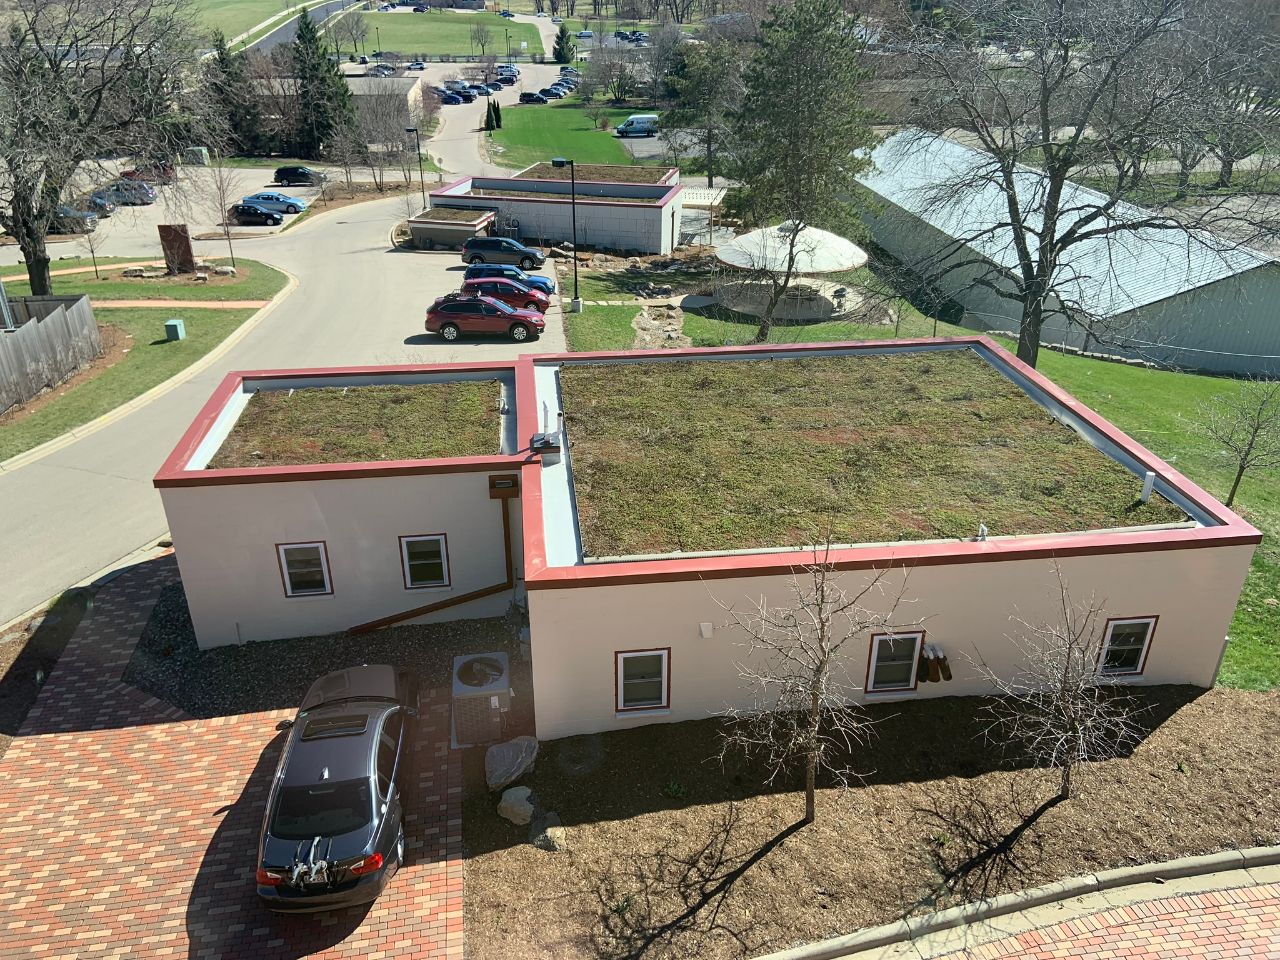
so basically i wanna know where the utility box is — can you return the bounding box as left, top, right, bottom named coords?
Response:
left=164, top=318, right=186, bottom=341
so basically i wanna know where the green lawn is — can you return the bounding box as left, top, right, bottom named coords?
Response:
left=564, top=305, right=1279, bottom=689
left=360, top=11, right=543, bottom=57
left=194, top=0, right=298, bottom=39
left=564, top=304, right=638, bottom=352
left=490, top=98, right=635, bottom=169
left=0, top=306, right=258, bottom=462
left=4, top=259, right=288, bottom=303
left=1078, top=170, right=1280, bottom=207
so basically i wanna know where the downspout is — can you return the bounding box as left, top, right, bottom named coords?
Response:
left=348, top=495, right=514, bottom=635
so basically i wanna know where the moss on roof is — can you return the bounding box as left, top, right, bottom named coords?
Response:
left=558, top=350, right=1187, bottom=557
left=516, top=162, right=672, bottom=184
left=208, top=381, right=502, bottom=468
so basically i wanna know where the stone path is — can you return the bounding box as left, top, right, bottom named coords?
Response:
left=943, top=884, right=1280, bottom=959
left=0, top=557, right=463, bottom=960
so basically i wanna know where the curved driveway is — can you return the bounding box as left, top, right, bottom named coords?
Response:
left=249, top=0, right=360, bottom=52
left=0, top=190, right=564, bottom=625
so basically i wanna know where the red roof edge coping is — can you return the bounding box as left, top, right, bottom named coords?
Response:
left=153, top=361, right=519, bottom=488
left=516, top=336, right=1261, bottom=588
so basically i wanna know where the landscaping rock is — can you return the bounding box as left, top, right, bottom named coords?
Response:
left=497, top=786, right=534, bottom=825
left=529, top=811, right=567, bottom=852
left=486, top=735, right=539, bottom=791
left=214, top=265, right=237, bottom=276
left=122, top=267, right=146, bottom=278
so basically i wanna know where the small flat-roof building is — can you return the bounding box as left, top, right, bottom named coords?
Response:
left=428, top=163, right=683, bottom=255
left=156, top=340, right=1259, bottom=740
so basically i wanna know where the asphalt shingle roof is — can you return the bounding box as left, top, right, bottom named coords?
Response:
left=858, top=130, right=1273, bottom=318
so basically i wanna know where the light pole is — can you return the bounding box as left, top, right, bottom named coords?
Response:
left=505, top=28, right=510, bottom=60
left=375, top=25, right=381, bottom=59
left=406, top=127, right=427, bottom=211
left=551, top=156, right=581, bottom=313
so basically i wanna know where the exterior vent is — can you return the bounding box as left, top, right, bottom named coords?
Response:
left=452, top=653, right=511, bottom=747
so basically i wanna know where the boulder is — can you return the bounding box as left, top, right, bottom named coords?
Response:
left=122, top=267, right=146, bottom=278
left=497, top=786, right=534, bottom=825
left=485, top=735, right=539, bottom=791
left=213, top=265, right=237, bottom=276
left=529, top=811, right=567, bottom=852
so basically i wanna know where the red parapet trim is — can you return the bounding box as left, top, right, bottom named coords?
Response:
left=524, top=524, right=1262, bottom=590
left=527, top=335, right=987, bottom=365
left=156, top=455, right=525, bottom=488
left=230, top=359, right=519, bottom=380
left=154, top=369, right=247, bottom=482
left=430, top=176, right=474, bottom=197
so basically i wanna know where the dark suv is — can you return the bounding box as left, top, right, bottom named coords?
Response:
left=275, top=165, right=326, bottom=186
left=461, top=235, right=546, bottom=269
left=255, top=665, right=418, bottom=913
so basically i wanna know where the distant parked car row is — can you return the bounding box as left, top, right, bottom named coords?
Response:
left=422, top=239, right=554, bottom=344
left=227, top=190, right=310, bottom=227
left=519, top=67, right=579, bottom=105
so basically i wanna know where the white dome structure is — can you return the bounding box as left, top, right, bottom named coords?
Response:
left=715, top=221, right=869, bottom=274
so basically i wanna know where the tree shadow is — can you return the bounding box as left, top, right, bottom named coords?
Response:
left=184, top=731, right=372, bottom=960
left=588, top=802, right=803, bottom=960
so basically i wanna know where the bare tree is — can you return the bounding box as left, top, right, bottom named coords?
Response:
left=897, top=0, right=1280, bottom=368
left=639, top=24, right=685, bottom=100
left=0, top=0, right=209, bottom=295
left=358, top=78, right=416, bottom=191
left=470, top=21, right=493, bottom=56
left=720, top=559, right=911, bottom=824
left=970, top=567, right=1144, bottom=801
left=203, top=150, right=244, bottom=268
left=1198, top=378, right=1280, bottom=507
left=580, top=41, right=637, bottom=102
left=334, top=10, right=370, bottom=58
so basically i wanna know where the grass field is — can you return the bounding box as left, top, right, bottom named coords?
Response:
left=360, top=11, right=543, bottom=57
left=194, top=0, right=297, bottom=40
left=1078, top=170, right=1280, bottom=206
left=489, top=98, right=635, bottom=169
left=564, top=299, right=1279, bottom=689
left=0, top=306, right=258, bottom=463
left=3, top=260, right=288, bottom=302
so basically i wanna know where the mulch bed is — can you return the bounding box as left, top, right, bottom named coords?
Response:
left=464, top=686, right=1280, bottom=959
left=123, top=582, right=534, bottom=723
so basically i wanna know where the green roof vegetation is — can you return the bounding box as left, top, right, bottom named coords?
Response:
left=208, top=381, right=502, bottom=468
left=419, top=206, right=492, bottom=223
left=517, top=162, right=672, bottom=184
left=559, top=350, right=1187, bottom=557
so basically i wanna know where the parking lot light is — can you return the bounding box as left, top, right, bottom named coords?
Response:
left=551, top=156, right=581, bottom=313
left=406, top=127, right=427, bottom=210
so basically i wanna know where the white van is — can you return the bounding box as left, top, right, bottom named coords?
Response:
left=616, top=114, right=659, bottom=138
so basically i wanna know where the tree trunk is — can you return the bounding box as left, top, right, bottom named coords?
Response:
left=1059, top=763, right=1073, bottom=800
left=1016, top=299, right=1043, bottom=368
left=1215, top=156, right=1235, bottom=190
left=17, top=227, right=52, bottom=296
left=1175, top=162, right=1192, bottom=201
left=1226, top=462, right=1247, bottom=507
left=705, top=137, right=713, bottom=189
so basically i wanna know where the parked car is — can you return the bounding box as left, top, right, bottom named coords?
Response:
left=461, top=235, right=546, bottom=269
left=576, top=29, right=594, bottom=39
left=461, top=276, right=550, bottom=312
left=466, top=84, right=491, bottom=97
left=426, top=294, right=546, bottom=343
left=407, top=60, right=426, bottom=70
left=456, top=89, right=477, bottom=102
left=242, top=191, right=308, bottom=214
left=441, top=93, right=464, bottom=105
left=121, top=160, right=176, bottom=185
left=464, top=262, right=556, bottom=295
left=485, top=81, right=503, bottom=92
left=255, top=665, right=418, bottom=912
left=495, top=74, right=516, bottom=86
left=79, top=194, right=117, bottom=217
left=51, top=205, right=98, bottom=234
left=519, top=91, right=547, bottom=104
left=227, top=203, right=284, bottom=227
left=499, top=8, right=514, bottom=16
left=614, top=30, right=629, bottom=39
left=551, top=16, right=563, bottom=22
left=275, top=165, right=326, bottom=186
left=95, top=179, right=156, bottom=205
left=412, top=4, right=427, bottom=10
left=540, top=86, right=566, bottom=99
left=358, top=55, right=369, bottom=64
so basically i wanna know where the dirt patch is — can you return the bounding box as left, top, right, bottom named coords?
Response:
left=464, top=687, right=1280, bottom=960
left=0, top=589, right=94, bottom=758
left=631, top=304, right=690, bottom=349
left=0, top=324, right=130, bottom=427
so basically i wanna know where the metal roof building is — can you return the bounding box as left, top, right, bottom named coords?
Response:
left=857, top=131, right=1280, bottom=375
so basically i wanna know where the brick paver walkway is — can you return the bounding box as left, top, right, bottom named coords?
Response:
left=945, top=884, right=1280, bottom=959
left=0, top=557, right=463, bottom=959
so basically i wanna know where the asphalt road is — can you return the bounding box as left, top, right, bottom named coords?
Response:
left=250, top=0, right=360, bottom=52
left=0, top=184, right=565, bottom=626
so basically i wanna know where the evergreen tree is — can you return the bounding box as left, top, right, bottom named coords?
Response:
left=292, top=10, right=354, bottom=159
left=207, top=32, right=268, bottom=155
left=492, top=98, right=502, bottom=129
left=552, top=25, right=576, bottom=64
left=484, top=99, right=496, bottom=132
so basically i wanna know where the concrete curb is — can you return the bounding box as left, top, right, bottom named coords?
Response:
left=755, top=845, right=1280, bottom=960
left=0, top=268, right=299, bottom=475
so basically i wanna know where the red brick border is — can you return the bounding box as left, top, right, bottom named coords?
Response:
left=943, top=883, right=1280, bottom=959
left=0, top=557, right=464, bottom=959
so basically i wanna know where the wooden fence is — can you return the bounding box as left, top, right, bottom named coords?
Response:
left=0, top=295, right=102, bottom=415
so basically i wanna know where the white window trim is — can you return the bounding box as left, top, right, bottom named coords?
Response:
left=400, top=534, right=450, bottom=590
left=277, top=541, right=332, bottom=598
left=616, top=649, right=670, bottom=713
left=866, top=631, right=925, bottom=694
left=1099, top=616, right=1157, bottom=676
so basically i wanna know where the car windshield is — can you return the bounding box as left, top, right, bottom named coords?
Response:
left=270, top=778, right=373, bottom=841
left=485, top=297, right=515, bottom=314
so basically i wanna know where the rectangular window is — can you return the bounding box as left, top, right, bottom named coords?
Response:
left=1100, top=617, right=1157, bottom=676
left=616, top=649, right=669, bottom=712
left=867, top=631, right=924, bottom=693
left=277, top=542, right=331, bottom=597
left=400, top=534, right=450, bottom=589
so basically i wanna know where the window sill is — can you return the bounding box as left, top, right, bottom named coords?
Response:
left=283, top=592, right=334, bottom=600
left=615, top=708, right=671, bottom=719
left=865, top=687, right=916, bottom=697
left=404, top=584, right=452, bottom=593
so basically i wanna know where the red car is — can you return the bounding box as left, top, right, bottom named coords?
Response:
left=460, top=277, right=550, bottom=313
left=426, top=294, right=546, bottom=343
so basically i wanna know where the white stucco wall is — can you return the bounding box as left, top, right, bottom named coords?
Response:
left=162, top=471, right=520, bottom=648
left=526, top=544, right=1255, bottom=740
